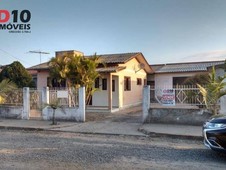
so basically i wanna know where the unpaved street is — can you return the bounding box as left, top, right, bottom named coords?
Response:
left=0, top=130, right=225, bottom=170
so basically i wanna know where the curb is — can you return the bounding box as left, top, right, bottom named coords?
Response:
left=0, top=125, right=203, bottom=140
left=0, top=126, right=45, bottom=131
left=138, top=127, right=203, bottom=141
left=0, top=125, right=147, bottom=137
left=45, top=129, right=148, bottom=137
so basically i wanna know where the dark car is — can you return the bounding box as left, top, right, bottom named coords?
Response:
left=203, top=114, right=226, bottom=153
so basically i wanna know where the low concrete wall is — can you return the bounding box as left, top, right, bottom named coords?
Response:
left=145, top=108, right=212, bottom=125
left=43, top=106, right=83, bottom=122
left=0, top=106, right=23, bottom=119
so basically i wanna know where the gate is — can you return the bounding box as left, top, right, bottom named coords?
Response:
left=29, top=89, right=42, bottom=119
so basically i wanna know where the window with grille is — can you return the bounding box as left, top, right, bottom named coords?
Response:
left=102, top=78, right=107, bottom=90
left=124, top=77, right=131, bottom=91
left=95, top=78, right=99, bottom=88
left=137, top=78, right=142, bottom=85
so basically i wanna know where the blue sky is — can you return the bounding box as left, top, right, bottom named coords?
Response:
left=1, top=0, right=226, bottom=67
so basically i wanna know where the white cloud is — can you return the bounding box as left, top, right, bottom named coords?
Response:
left=180, top=50, right=226, bottom=62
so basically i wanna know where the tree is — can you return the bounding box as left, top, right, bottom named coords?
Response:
left=0, top=79, right=17, bottom=104
left=197, top=67, right=226, bottom=114
left=0, top=61, right=35, bottom=88
left=49, top=54, right=100, bottom=105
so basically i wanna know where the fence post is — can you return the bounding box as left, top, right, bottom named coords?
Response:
left=79, top=86, right=85, bottom=122
left=142, top=85, right=150, bottom=123
left=22, top=87, right=30, bottom=120
left=42, top=87, right=49, bottom=104
left=42, top=87, right=49, bottom=120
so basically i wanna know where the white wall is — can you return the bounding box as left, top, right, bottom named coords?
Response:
left=119, top=58, right=147, bottom=107
left=92, top=75, right=119, bottom=107
left=37, top=71, right=49, bottom=89
left=42, top=87, right=86, bottom=122
left=154, top=72, right=203, bottom=88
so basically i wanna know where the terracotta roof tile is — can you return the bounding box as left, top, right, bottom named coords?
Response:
left=96, top=53, right=140, bottom=64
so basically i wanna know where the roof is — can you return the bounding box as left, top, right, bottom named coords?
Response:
left=97, top=53, right=140, bottom=64
left=27, top=62, right=49, bottom=70
left=96, top=66, right=126, bottom=73
left=151, top=60, right=225, bottom=73
left=28, top=52, right=153, bottom=73
left=28, top=53, right=140, bottom=70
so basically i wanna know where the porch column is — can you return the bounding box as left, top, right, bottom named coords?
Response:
left=108, top=73, right=112, bottom=111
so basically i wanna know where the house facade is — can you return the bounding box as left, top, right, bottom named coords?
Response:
left=148, top=60, right=225, bottom=88
left=28, top=50, right=153, bottom=111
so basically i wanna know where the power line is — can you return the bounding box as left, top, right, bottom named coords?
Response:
left=28, top=50, right=50, bottom=64
left=0, top=48, right=31, bottom=65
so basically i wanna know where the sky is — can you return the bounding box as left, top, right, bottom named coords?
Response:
left=1, top=0, right=226, bottom=68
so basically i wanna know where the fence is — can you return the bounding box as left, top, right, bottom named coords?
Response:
left=150, top=85, right=206, bottom=107
left=142, top=86, right=218, bottom=124
left=1, top=88, right=23, bottom=106
left=0, top=87, right=85, bottom=121
left=49, top=87, right=79, bottom=107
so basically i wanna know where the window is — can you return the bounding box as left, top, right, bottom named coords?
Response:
left=124, top=77, right=131, bottom=91
left=173, top=77, right=188, bottom=86
left=112, top=80, right=115, bottom=92
left=95, top=78, right=99, bottom=88
left=32, top=76, right=37, bottom=88
left=137, top=78, right=142, bottom=85
left=102, top=78, right=107, bottom=90
left=50, top=78, right=66, bottom=88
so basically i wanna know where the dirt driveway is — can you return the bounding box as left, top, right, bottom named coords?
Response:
left=86, top=105, right=142, bottom=123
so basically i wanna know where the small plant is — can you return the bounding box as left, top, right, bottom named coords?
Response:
left=197, top=66, right=226, bottom=115
left=45, top=99, right=61, bottom=125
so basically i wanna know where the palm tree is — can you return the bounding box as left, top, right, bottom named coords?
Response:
left=0, top=79, right=17, bottom=104
left=68, top=54, right=100, bottom=104
left=48, top=53, right=101, bottom=105
left=197, top=67, right=226, bottom=114
left=49, top=55, right=69, bottom=87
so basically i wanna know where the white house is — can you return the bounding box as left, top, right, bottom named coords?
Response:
left=148, top=60, right=225, bottom=88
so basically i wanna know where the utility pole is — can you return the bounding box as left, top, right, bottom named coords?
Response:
left=29, top=50, right=50, bottom=64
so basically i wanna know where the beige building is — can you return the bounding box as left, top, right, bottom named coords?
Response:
left=28, top=50, right=153, bottom=111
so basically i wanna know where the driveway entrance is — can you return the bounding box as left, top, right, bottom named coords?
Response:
left=29, top=89, right=42, bottom=120
left=86, top=105, right=142, bottom=123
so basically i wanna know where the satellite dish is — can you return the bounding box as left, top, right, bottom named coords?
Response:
left=138, top=63, right=145, bottom=69
left=135, top=63, right=145, bottom=73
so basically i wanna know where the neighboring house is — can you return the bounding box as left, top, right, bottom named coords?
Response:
left=28, top=50, right=153, bottom=111
left=148, top=60, right=225, bottom=88
left=209, top=62, right=226, bottom=114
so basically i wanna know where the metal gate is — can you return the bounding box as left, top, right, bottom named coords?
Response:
left=30, top=89, right=42, bottom=119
